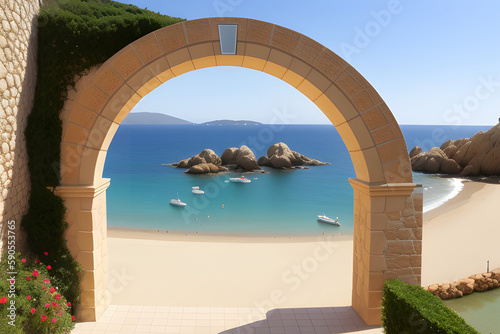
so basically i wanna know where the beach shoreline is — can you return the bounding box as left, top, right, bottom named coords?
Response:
left=107, top=225, right=353, bottom=243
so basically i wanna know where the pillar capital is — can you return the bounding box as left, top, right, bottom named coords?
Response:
left=52, top=178, right=111, bottom=198
left=349, top=178, right=416, bottom=197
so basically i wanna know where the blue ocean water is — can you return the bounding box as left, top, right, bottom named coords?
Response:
left=103, top=124, right=492, bottom=235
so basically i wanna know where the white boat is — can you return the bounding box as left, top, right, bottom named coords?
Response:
left=170, top=194, right=186, bottom=207
left=191, top=186, right=204, bottom=194
left=317, top=215, right=340, bottom=226
left=229, top=176, right=251, bottom=183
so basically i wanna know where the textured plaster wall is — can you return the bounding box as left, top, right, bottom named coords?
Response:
left=0, top=0, right=40, bottom=254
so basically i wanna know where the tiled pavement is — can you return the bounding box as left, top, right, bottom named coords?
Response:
left=72, top=305, right=382, bottom=334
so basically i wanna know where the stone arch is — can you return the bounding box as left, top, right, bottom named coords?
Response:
left=57, top=18, right=422, bottom=325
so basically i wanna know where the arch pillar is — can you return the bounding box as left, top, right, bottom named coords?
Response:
left=54, top=178, right=110, bottom=321
left=350, top=179, right=423, bottom=324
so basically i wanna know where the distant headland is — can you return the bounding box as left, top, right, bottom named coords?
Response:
left=121, top=112, right=193, bottom=125
left=201, top=120, right=262, bottom=126
left=122, top=112, right=262, bottom=125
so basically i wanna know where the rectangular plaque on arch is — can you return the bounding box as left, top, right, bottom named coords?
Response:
left=218, top=24, right=238, bottom=55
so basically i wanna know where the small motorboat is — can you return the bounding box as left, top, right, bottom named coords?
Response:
left=229, top=176, right=251, bottom=183
left=170, top=194, right=186, bottom=207
left=192, top=186, right=204, bottom=194
left=317, top=215, right=340, bottom=226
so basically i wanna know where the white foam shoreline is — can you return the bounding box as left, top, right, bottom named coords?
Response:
left=422, top=177, right=464, bottom=213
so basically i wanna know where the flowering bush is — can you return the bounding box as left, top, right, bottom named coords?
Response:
left=0, top=252, right=75, bottom=333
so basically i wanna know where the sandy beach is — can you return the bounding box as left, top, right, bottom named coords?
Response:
left=422, top=180, right=500, bottom=286
left=106, top=179, right=500, bottom=309
left=107, top=230, right=354, bottom=308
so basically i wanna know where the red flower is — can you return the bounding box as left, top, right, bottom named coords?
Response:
left=47, top=265, right=52, bottom=270
left=72, top=315, right=75, bottom=322
left=27, top=295, right=31, bottom=300
left=31, top=308, right=35, bottom=314
left=41, top=315, right=47, bottom=322
left=0, top=297, right=7, bottom=303
left=45, top=303, right=50, bottom=308
left=51, top=318, right=57, bottom=323
left=42, top=286, right=46, bottom=290
left=35, top=260, right=40, bottom=263
left=9, top=280, right=14, bottom=284
left=43, top=279, right=50, bottom=284
left=26, top=276, right=30, bottom=281
left=55, top=294, right=61, bottom=300
left=50, top=288, right=55, bottom=293
left=51, top=301, right=57, bottom=307
left=21, top=259, right=26, bottom=263
left=44, top=252, right=48, bottom=256
left=32, top=270, right=39, bottom=277
left=67, top=302, right=71, bottom=307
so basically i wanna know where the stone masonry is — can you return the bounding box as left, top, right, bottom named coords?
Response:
left=0, top=0, right=39, bottom=254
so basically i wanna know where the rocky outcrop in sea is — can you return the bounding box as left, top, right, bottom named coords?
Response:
left=221, top=145, right=259, bottom=171
left=258, top=142, right=330, bottom=169
left=410, top=123, right=500, bottom=176
left=171, top=149, right=228, bottom=174
left=170, top=143, right=329, bottom=174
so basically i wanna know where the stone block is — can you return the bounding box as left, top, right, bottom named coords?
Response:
left=297, top=69, right=331, bottom=101
left=246, top=19, right=272, bottom=45
left=126, top=67, right=162, bottom=98
left=155, top=23, right=187, bottom=53
left=184, top=18, right=213, bottom=44
left=78, top=85, right=109, bottom=114
left=293, top=35, right=324, bottom=65
left=271, top=25, right=300, bottom=54
left=396, top=256, right=411, bottom=268
left=351, top=91, right=376, bottom=114
left=132, top=32, right=162, bottom=64
left=68, top=103, right=98, bottom=129
left=335, top=71, right=363, bottom=99
left=110, top=48, right=144, bottom=81
left=93, top=65, right=123, bottom=97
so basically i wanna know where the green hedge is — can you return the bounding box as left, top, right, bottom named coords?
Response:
left=381, top=279, right=479, bottom=334
left=21, top=0, right=184, bottom=314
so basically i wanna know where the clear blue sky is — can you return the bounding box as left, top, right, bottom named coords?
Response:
left=120, top=0, right=500, bottom=126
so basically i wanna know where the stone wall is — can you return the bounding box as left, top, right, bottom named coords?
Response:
left=0, top=0, right=40, bottom=254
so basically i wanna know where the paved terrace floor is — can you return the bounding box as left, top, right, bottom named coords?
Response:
left=72, top=305, right=382, bottom=334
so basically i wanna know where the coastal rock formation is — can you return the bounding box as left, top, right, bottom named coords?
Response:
left=258, top=142, right=329, bottom=169
left=221, top=147, right=239, bottom=165
left=173, top=146, right=259, bottom=174
left=235, top=145, right=259, bottom=171
left=186, top=163, right=227, bottom=174
left=173, top=149, right=222, bottom=169
left=221, top=146, right=259, bottom=171
left=427, top=268, right=500, bottom=300
left=172, top=149, right=224, bottom=174
left=410, top=123, right=500, bottom=176
left=171, top=142, right=328, bottom=174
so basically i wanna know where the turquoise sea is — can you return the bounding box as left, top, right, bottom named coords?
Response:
left=103, top=124, right=491, bottom=236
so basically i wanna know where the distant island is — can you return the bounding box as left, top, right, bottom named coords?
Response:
left=201, top=120, right=262, bottom=126
left=121, top=112, right=193, bottom=125
left=122, top=112, right=263, bottom=126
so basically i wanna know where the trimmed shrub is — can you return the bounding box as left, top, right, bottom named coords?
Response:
left=382, top=279, right=479, bottom=334
left=21, top=0, right=184, bottom=314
